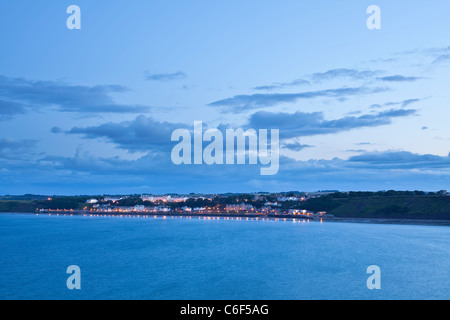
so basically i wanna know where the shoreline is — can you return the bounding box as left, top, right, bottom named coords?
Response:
left=321, top=217, right=450, bottom=227
left=2, top=211, right=450, bottom=226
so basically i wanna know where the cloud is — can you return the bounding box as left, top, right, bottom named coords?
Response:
left=431, top=54, right=450, bottom=66
left=209, top=86, right=388, bottom=112
left=348, top=151, right=450, bottom=170
left=371, top=98, right=423, bottom=109
left=246, top=108, right=416, bottom=139
left=144, top=71, right=187, bottom=81
left=282, top=142, right=313, bottom=151
left=252, top=68, right=380, bottom=91
left=253, top=79, right=310, bottom=91
left=400, top=98, right=422, bottom=107
left=0, top=138, right=37, bottom=160
left=346, top=149, right=367, bottom=153
left=377, top=75, right=422, bottom=82
left=68, top=115, right=189, bottom=152
left=7, top=149, right=446, bottom=194
left=0, top=99, right=28, bottom=120
left=51, top=127, right=62, bottom=134
left=65, top=106, right=416, bottom=156
left=0, top=75, right=151, bottom=116
left=388, top=45, right=450, bottom=68
left=310, top=68, right=380, bottom=82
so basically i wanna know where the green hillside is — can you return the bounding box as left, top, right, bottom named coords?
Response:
left=304, top=193, right=450, bottom=220
left=0, top=197, right=89, bottom=213
left=0, top=200, right=37, bottom=213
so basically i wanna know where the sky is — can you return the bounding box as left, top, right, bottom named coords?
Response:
left=0, top=0, right=449, bottom=195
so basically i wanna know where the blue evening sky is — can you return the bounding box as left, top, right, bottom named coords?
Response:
left=0, top=0, right=449, bottom=194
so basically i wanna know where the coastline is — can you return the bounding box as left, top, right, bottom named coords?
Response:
left=2, top=211, right=450, bottom=227
left=320, top=217, right=450, bottom=227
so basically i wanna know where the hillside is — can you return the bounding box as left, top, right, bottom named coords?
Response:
left=0, top=200, right=37, bottom=213
left=304, top=194, right=450, bottom=220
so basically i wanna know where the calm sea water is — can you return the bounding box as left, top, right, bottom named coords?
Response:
left=0, top=213, right=449, bottom=300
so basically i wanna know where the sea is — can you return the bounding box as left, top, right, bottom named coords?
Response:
left=0, top=213, right=449, bottom=300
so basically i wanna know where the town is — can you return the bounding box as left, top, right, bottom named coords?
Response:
left=3, top=190, right=448, bottom=222
left=36, top=192, right=334, bottom=220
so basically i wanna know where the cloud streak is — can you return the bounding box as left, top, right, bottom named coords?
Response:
left=144, top=71, right=187, bottom=81
left=209, top=86, right=388, bottom=112
left=68, top=115, right=189, bottom=152
left=0, top=99, right=27, bottom=119
left=246, top=108, right=416, bottom=139
left=377, top=75, right=423, bottom=82
left=282, top=142, right=313, bottom=151
left=65, top=106, right=417, bottom=157
left=0, top=138, right=37, bottom=160
left=0, top=75, right=151, bottom=117
left=371, top=98, right=423, bottom=109
left=253, top=68, right=381, bottom=92
left=253, top=79, right=310, bottom=91
left=348, top=151, right=450, bottom=170
left=310, top=68, right=381, bottom=82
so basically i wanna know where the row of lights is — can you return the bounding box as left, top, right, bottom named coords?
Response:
left=36, top=213, right=322, bottom=223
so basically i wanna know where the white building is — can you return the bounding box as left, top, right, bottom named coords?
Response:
left=277, top=196, right=301, bottom=202
left=168, top=197, right=188, bottom=203
left=141, top=195, right=153, bottom=202
left=155, top=206, right=170, bottom=212
left=226, top=203, right=254, bottom=211
left=141, top=195, right=172, bottom=202
left=103, top=197, right=122, bottom=202
left=133, top=205, right=145, bottom=211
left=264, top=201, right=281, bottom=207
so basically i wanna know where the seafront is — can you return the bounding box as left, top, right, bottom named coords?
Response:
left=29, top=210, right=450, bottom=227
left=34, top=210, right=323, bottom=222
left=2, top=190, right=449, bottom=226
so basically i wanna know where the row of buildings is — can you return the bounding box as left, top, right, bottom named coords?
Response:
left=82, top=193, right=331, bottom=218
left=87, top=201, right=328, bottom=218
left=88, top=195, right=215, bottom=204
left=86, top=193, right=326, bottom=205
